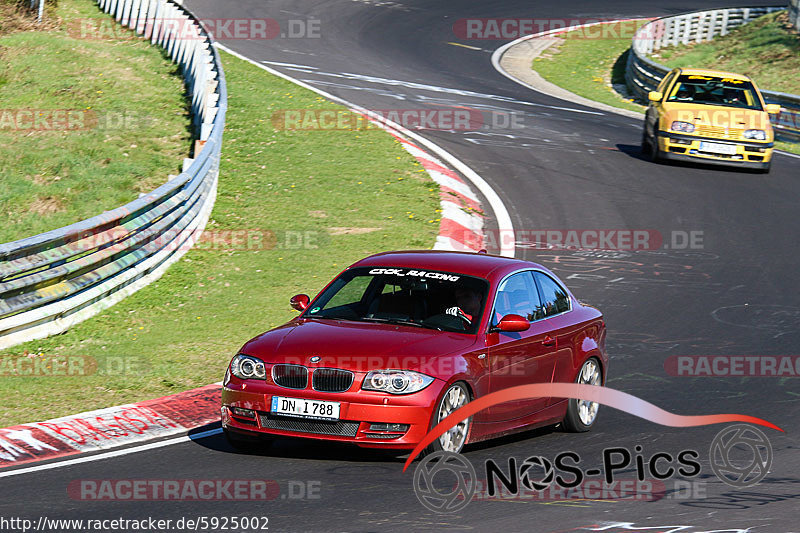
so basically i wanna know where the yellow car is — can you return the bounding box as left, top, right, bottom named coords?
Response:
left=642, top=68, right=781, bottom=173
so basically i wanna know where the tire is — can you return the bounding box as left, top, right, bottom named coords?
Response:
left=562, top=358, right=602, bottom=433
left=420, top=382, right=472, bottom=457
left=755, top=163, right=771, bottom=174
left=640, top=127, right=650, bottom=153
left=648, top=131, right=662, bottom=163
left=224, top=427, right=270, bottom=453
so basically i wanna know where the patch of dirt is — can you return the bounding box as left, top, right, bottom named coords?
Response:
left=29, top=195, right=64, bottom=214
left=327, top=227, right=381, bottom=236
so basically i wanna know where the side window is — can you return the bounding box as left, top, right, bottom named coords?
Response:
left=492, top=272, right=541, bottom=325
left=534, top=272, right=571, bottom=318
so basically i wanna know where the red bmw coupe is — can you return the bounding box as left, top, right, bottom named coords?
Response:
left=221, top=250, right=607, bottom=455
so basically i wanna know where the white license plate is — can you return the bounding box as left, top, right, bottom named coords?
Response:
left=699, top=141, right=737, bottom=155
left=271, top=396, right=340, bottom=420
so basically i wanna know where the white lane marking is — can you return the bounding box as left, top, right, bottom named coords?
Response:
left=776, top=150, right=800, bottom=159
left=0, top=428, right=223, bottom=479
left=217, top=44, right=516, bottom=257
left=291, top=68, right=603, bottom=115
left=260, top=60, right=318, bottom=69
left=301, top=79, right=408, bottom=100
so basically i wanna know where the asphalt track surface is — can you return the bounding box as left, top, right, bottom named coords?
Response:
left=3, top=1, right=799, bottom=531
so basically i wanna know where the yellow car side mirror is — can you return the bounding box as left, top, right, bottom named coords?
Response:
left=648, top=91, right=663, bottom=102
left=765, top=104, right=781, bottom=114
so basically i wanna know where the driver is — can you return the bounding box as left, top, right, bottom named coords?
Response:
left=674, top=84, right=694, bottom=101
left=445, top=287, right=481, bottom=326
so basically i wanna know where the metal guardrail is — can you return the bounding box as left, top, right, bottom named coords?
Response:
left=625, top=6, right=800, bottom=142
left=0, top=0, right=227, bottom=349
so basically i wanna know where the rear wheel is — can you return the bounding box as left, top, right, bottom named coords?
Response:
left=562, top=358, right=602, bottom=432
left=421, top=382, right=472, bottom=457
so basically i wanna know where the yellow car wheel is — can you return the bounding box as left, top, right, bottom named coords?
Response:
left=641, top=127, right=661, bottom=163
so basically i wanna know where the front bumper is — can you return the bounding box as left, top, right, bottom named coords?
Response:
left=221, top=379, right=446, bottom=449
left=657, top=131, right=772, bottom=168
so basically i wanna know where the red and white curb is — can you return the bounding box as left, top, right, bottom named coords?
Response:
left=380, top=127, right=485, bottom=252
left=0, top=384, right=221, bottom=469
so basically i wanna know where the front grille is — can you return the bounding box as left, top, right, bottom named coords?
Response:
left=312, top=368, right=354, bottom=392
left=694, top=124, right=741, bottom=140
left=364, top=433, right=403, bottom=439
left=272, top=364, right=308, bottom=389
left=258, top=413, right=359, bottom=437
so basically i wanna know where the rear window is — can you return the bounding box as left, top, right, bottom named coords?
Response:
left=667, top=74, right=762, bottom=110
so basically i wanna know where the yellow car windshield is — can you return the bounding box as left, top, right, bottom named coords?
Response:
left=667, top=75, right=763, bottom=111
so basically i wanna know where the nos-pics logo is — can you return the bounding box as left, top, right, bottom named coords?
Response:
left=412, top=424, right=773, bottom=513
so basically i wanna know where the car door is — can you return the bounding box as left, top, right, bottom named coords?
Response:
left=532, top=271, right=579, bottom=407
left=486, top=271, right=560, bottom=422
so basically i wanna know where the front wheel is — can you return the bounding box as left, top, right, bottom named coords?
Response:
left=562, top=358, right=602, bottom=432
left=648, top=131, right=662, bottom=163
left=421, top=382, right=472, bottom=456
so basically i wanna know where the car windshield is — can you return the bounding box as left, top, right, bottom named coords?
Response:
left=304, top=266, right=489, bottom=333
left=667, top=74, right=763, bottom=110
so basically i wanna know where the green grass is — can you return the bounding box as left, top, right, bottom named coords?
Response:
left=0, top=45, right=440, bottom=427
left=658, top=12, right=800, bottom=95
left=0, top=0, right=191, bottom=243
left=532, top=21, right=648, bottom=114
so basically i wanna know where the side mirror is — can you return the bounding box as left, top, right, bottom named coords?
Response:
left=648, top=91, right=663, bottom=102
left=290, top=294, right=310, bottom=312
left=493, top=314, right=530, bottom=333
left=765, top=103, right=781, bottom=115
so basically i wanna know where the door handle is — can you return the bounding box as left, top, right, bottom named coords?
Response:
left=542, top=336, right=556, bottom=347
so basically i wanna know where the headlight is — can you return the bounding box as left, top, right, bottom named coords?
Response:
left=744, top=129, right=767, bottom=140
left=671, top=121, right=695, bottom=133
left=230, top=354, right=266, bottom=380
left=362, top=370, right=434, bottom=394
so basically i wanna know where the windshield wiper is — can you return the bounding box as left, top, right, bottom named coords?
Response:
left=358, top=317, right=426, bottom=328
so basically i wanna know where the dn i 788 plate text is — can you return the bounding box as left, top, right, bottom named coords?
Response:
left=271, top=396, right=340, bottom=420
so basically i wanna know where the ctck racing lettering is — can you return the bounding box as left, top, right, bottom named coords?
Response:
left=368, top=268, right=460, bottom=282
